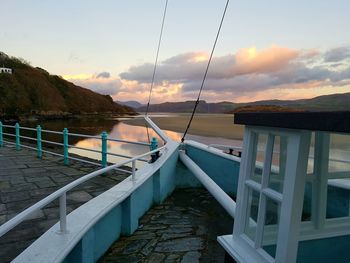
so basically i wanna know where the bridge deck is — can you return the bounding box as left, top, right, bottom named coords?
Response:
left=0, top=145, right=129, bottom=262
left=100, top=189, right=233, bottom=263
left=0, top=145, right=233, bottom=263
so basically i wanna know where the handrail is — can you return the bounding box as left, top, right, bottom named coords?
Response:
left=179, top=150, right=256, bottom=227
left=208, top=144, right=242, bottom=151
left=208, top=144, right=350, bottom=164
left=0, top=122, right=154, bottom=166
left=2, top=132, right=16, bottom=137
left=2, top=124, right=151, bottom=145
left=69, top=144, right=102, bottom=154
left=0, top=145, right=167, bottom=238
left=107, top=137, right=150, bottom=146
left=107, top=151, right=148, bottom=162
left=2, top=124, right=15, bottom=128
left=68, top=132, right=101, bottom=139
left=179, top=150, right=236, bottom=218
left=41, top=129, right=63, bottom=135
left=144, top=115, right=169, bottom=143
left=68, top=132, right=151, bottom=146
left=19, top=126, right=37, bottom=131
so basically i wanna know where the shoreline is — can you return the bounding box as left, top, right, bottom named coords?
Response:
left=0, top=112, right=137, bottom=124
left=122, top=114, right=245, bottom=140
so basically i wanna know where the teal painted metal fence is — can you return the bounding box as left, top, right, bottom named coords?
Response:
left=150, top=137, right=159, bottom=163
left=37, top=125, right=42, bottom=159
left=0, top=122, right=153, bottom=169
left=0, top=121, right=3, bottom=147
left=101, top=131, right=107, bottom=167
left=15, top=123, right=20, bottom=150
left=63, top=128, right=69, bottom=165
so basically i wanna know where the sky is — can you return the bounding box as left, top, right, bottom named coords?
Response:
left=1, top=0, right=350, bottom=103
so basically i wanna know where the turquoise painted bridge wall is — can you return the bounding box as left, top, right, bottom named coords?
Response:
left=175, top=160, right=202, bottom=188
left=264, top=234, right=350, bottom=263
left=63, top=147, right=179, bottom=263
left=64, top=206, right=122, bottom=263
left=121, top=177, right=154, bottom=235
left=297, top=235, right=350, bottom=263
left=178, top=144, right=241, bottom=196
left=302, top=183, right=350, bottom=220
left=154, top=149, right=179, bottom=204
left=326, top=185, right=350, bottom=217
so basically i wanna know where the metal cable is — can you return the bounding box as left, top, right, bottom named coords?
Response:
left=181, top=0, right=230, bottom=142
left=145, top=0, right=169, bottom=115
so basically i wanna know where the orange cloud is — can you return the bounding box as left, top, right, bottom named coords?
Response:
left=62, top=74, right=93, bottom=80
left=64, top=72, right=122, bottom=96
left=234, top=45, right=299, bottom=75
left=65, top=45, right=350, bottom=104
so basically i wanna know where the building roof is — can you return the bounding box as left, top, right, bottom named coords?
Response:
left=234, top=111, right=350, bottom=133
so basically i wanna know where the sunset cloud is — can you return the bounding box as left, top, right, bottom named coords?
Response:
left=118, top=45, right=350, bottom=102
left=96, top=71, right=111, bottom=79
left=323, top=46, right=350, bottom=62
left=65, top=45, right=350, bottom=103
left=120, top=46, right=300, bottom=83
left=63, top=72, right=122, bottom=95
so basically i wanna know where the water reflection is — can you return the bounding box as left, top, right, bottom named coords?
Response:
left=69, top=121, right=243, bottom=167
left=15, top=117, right=350, bottom=173
left=69, top=122, right=186, bottom=167
left=64, top=122, right=350, bottom=173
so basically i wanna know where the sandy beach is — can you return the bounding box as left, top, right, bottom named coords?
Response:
left=122, top=114, right=245, bottom=140
left=122, top=114, right=350, bottom=153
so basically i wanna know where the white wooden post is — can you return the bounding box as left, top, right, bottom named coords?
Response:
left=275, top=131, right=311, bottom=263
left=132, top=160, right=136, bottom=181
left=311, top=132, right=330, bottom=229
left=233, top=127, right=258, bottom=237
left=59, top=193, right=67, bottom=233
left=255, top=134, right=275, bottom=248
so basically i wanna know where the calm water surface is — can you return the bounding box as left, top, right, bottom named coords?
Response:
left=18, top=115, right=242, bottom=168
left=17, top=114, right=349, bottom=172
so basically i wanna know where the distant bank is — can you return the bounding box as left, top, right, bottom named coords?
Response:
left=118, top=92, right=350, bottom=113
left=123, top=114, right=245, bottom=140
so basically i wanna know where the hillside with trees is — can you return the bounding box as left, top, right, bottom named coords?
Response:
left=0, top=52, right=135, bottom=119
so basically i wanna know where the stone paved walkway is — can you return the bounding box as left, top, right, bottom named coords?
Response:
left=100, top=188, right=234, bottom=263
left=0, top=145, right=130, bottom=263
left=0, top=145, right=235, bottom=263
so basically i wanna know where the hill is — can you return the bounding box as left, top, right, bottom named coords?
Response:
left=0, top=52, right=135, bottom=119
left=137, top=100, right=240, bottom=113
left=230, top=105, right=305, bottom=113
left=136, top=92, right=350, bottom=113
left=116, top=101, right=144, bottom=109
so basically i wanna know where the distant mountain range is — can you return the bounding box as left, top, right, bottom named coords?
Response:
left=0, top=52, right=135, bottom=119
left=126, top=92, right=350, bottom=113
left=116, top=100, right=145, bottom=109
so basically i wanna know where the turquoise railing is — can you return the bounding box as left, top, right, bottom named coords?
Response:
left=0, top=121, right=3, bottom=147
left=36, top=125, right=42, bottom=159
left=0, top=121, right=158, bottom=170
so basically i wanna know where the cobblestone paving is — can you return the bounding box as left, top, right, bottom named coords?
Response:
left=0, top=145, right=130, bottom=263
left=100, top=188, right=234, bottom=263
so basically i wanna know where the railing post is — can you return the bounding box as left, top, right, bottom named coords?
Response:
left=132, top=160, right=136, bottom=181
left=0, top=121, right=3, bottom=147
left=101, top=131, right=107, bottom=167
left=150, top=137, right=159, bottom=163
left=63, top=128, right=69, bottom=165
left=36, top=125, right=42, bottom=159
left=15, top=123, right=21, bottom=151
left=59, top=192, right=67, bottom=233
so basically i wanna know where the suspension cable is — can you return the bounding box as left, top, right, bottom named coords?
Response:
left=145, top=0, right=169, bottom=115
left=181, top=0, right=230, bottom=142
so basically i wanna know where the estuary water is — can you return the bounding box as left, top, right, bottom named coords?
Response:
left=18, top=114, right=242, bottom=168
left=17, top=113, right=350, bottom=172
